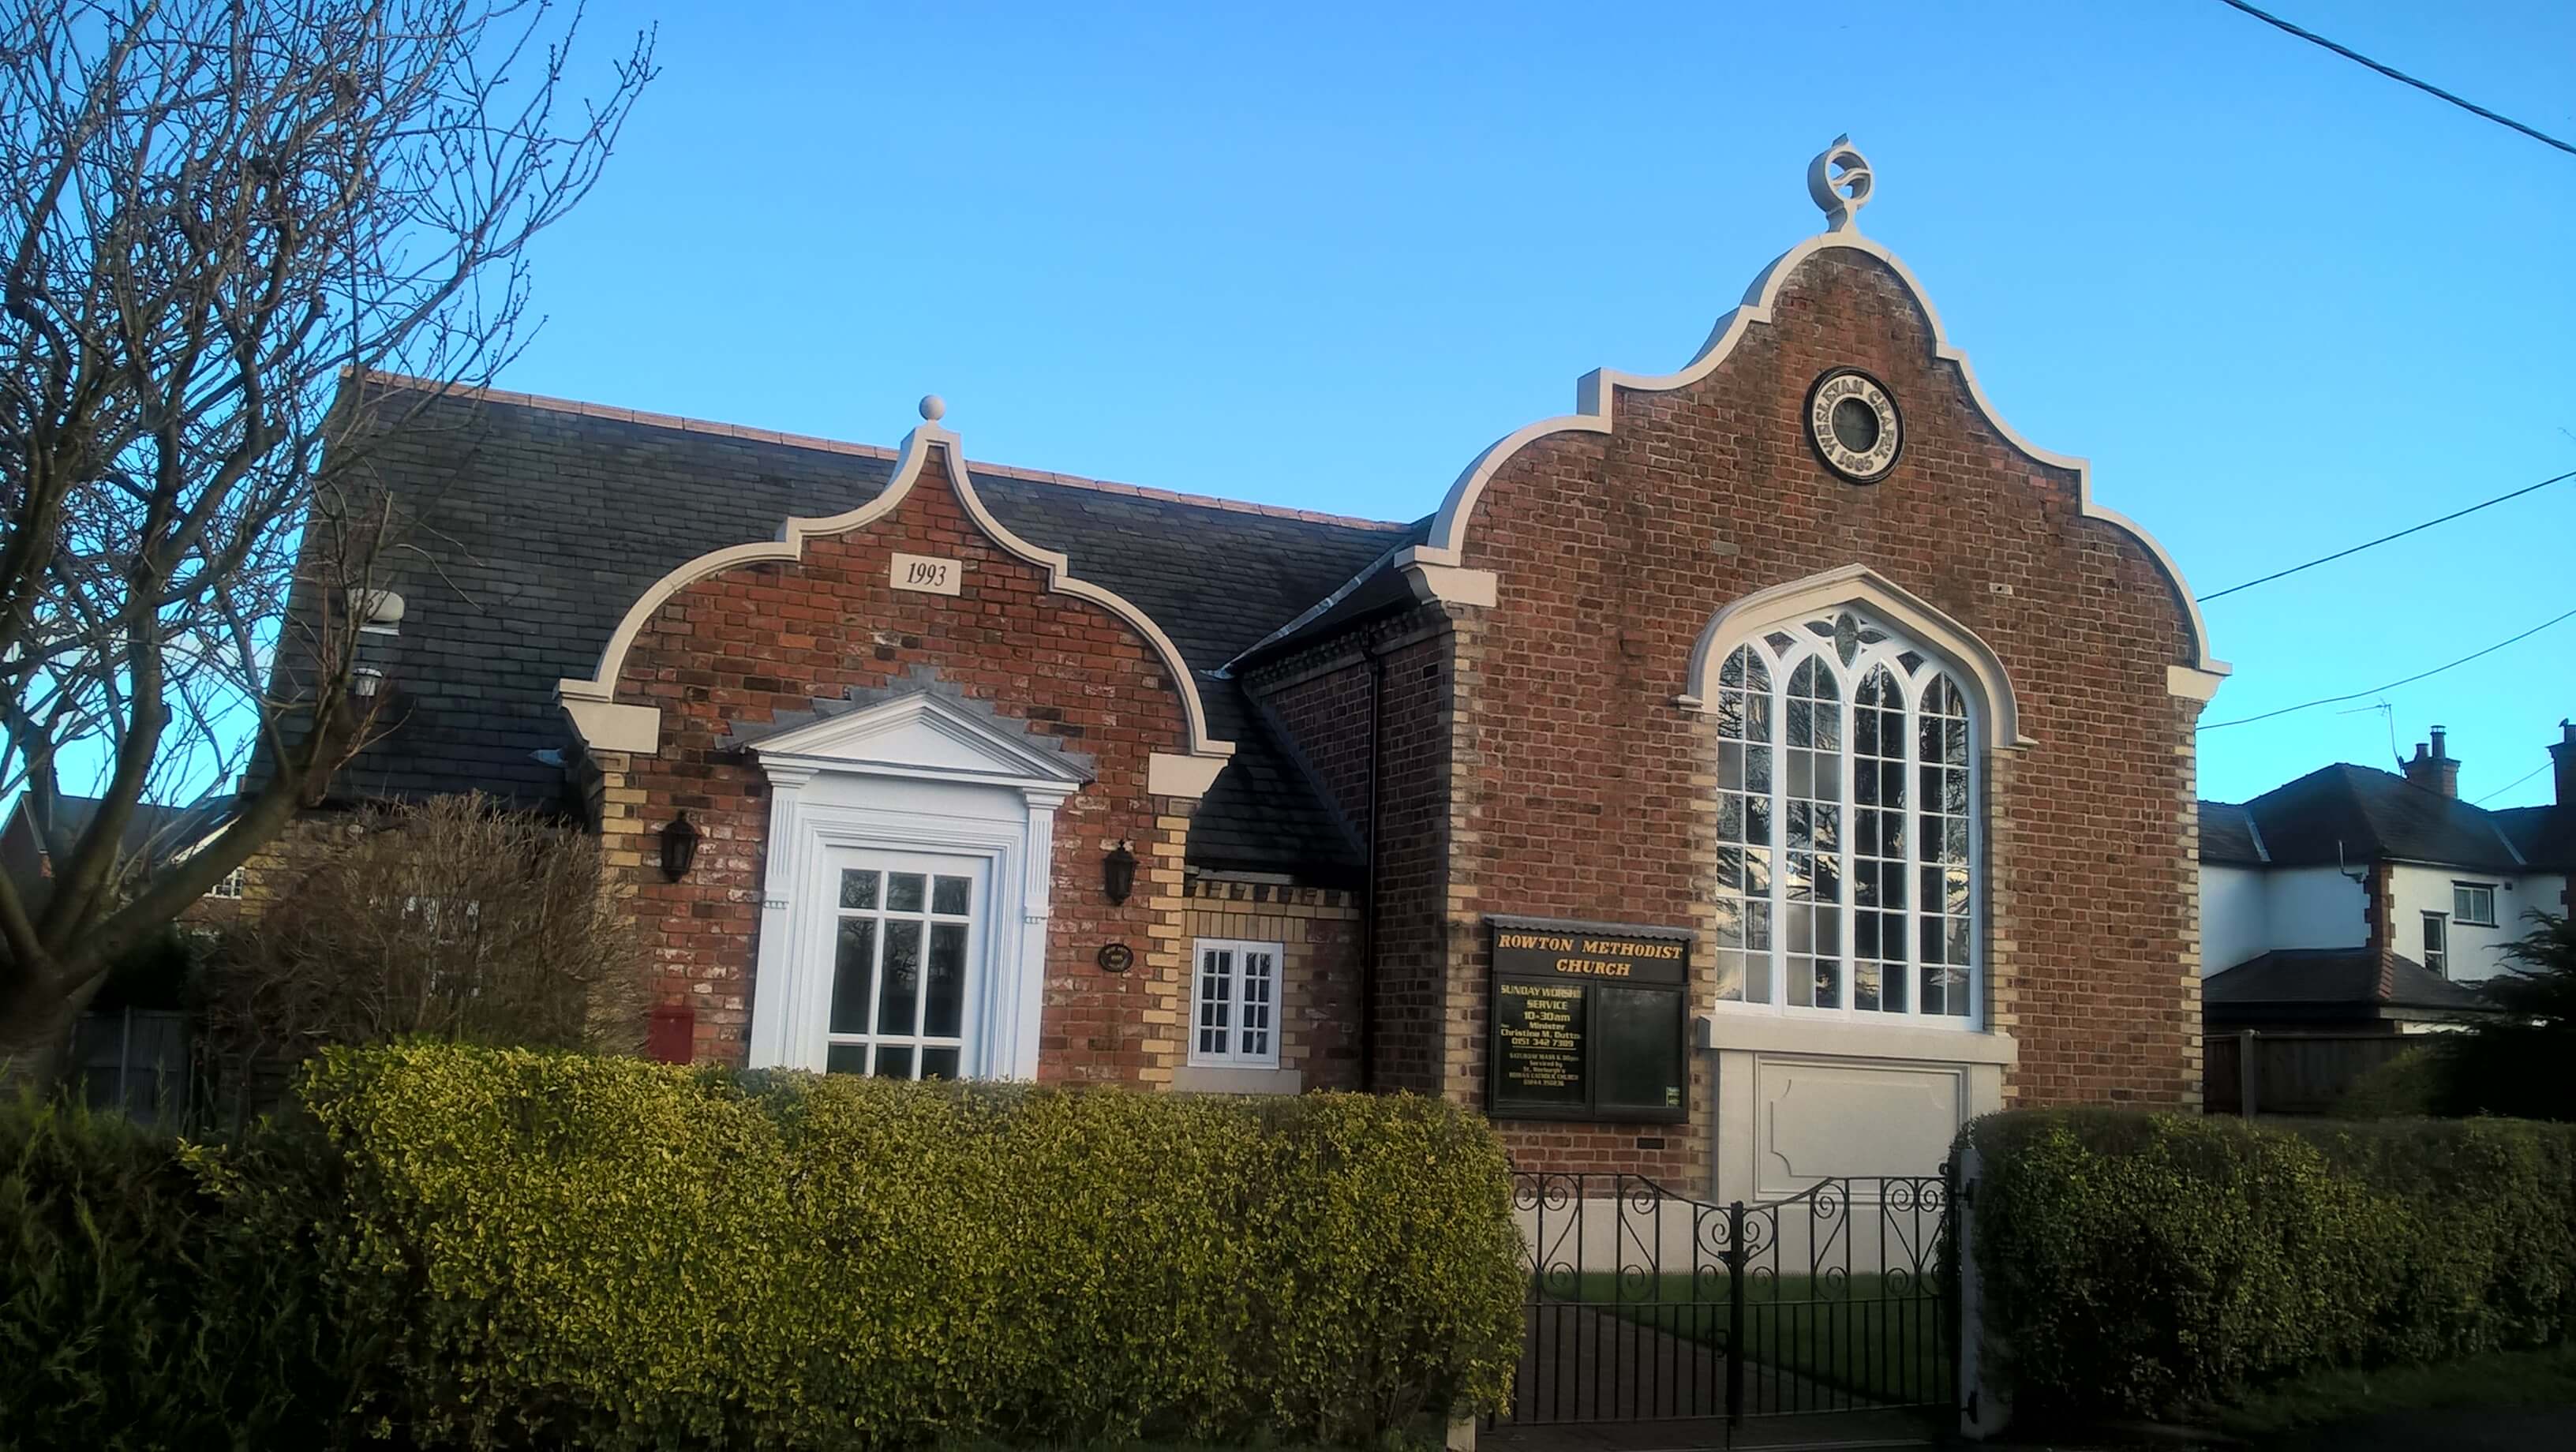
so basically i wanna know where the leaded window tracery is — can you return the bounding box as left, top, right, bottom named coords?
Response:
left=1710, top=608, right=1979, bottom=1024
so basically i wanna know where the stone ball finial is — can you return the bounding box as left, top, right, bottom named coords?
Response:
left=1806, top=134, right=1874, bottom=233
left=918, top=394, right=946, bottom=423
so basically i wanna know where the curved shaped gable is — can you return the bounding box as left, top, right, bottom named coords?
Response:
left=555, top=415, right=1235, bottom=769
left=1417, top=229, right=2225, bottom=687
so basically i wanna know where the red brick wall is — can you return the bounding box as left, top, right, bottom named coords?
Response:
left=607, top=442, right=1197, bottom=1077
left=1253, top=614, right=1458, bottom=1095
left=1183, top=878, right=1365, bottom=1090
left=1261, top=657, right=1376, bottom=836
left=1445, top=247, right=2203, bottom=1169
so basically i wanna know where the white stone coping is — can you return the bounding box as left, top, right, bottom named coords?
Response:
left=1694, top=1012, right=2018, bottom=1066
left=1169, top=1065, right=1303, bottom=1095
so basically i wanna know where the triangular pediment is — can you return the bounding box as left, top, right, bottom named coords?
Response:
left=744, top=689, right=1093, bottom=788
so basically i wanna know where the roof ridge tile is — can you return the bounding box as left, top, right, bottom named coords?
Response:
left=355, top=369, right=1410, bottom=533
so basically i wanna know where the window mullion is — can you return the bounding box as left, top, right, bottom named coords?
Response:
left=1902, top=684, right=1923, bottom=1024
left=1233, top=955, right=1252, bottom=1059
left=1769, top=672, right=1783, bottom=1013
left=865, top=906, right=888, bottom=1063
left=1832, top=668, right=1850, bottom=1016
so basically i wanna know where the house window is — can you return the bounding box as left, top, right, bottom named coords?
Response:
left=1191, top=938, right=1281, bottom=1068
left=203, top=866, right=245, bottom=900
left=824, top=860, right=977, bottom=1080
left=2452, top=882, right=2497, bottom=927
left=2421, top=911, right=2448, bottom=978
left=1711, top=608, right=1979, bottom=1024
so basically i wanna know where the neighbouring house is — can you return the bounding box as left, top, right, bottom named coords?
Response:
left=2196, top=724, right=2576, bottom=1110
left=0, top=792, right=243, bottom=914
left=0, top=790, right=242, bottom=1121
left=223, top=140, right=2226, bottom=1195
left=2199, top=724, right=2576, bottom=1004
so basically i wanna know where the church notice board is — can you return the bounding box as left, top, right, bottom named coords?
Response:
left=1486, top=915, right=1689, bottom=1123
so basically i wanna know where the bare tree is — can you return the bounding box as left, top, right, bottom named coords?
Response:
left=0, top=0, right=653, bottom=1083
left=197, top=793, right=645, bottom=1117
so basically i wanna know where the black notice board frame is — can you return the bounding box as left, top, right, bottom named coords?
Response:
left=1485, top=915, right=1690, bottom=1124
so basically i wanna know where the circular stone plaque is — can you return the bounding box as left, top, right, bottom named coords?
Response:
left=1805, top=368, right=1902, bottom=483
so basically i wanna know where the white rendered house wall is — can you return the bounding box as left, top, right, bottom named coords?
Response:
left=2262, top=867, right=2369, bottom=954
left=2198, top=865, right=2269, bottom=975
left=2387, top=863, right=2553, bottom=982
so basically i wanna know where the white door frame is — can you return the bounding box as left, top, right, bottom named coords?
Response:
left=739, top=690, right=1088, bottom=1079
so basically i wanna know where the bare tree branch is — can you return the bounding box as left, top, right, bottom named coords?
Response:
left=0, top=0, right=654, bottom=1083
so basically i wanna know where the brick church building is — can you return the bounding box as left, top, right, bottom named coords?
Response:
left=281, top=140, right=2224, bottom=1195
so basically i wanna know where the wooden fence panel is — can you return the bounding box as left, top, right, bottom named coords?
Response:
left=2203, top=1031, right=2413, bottom=1117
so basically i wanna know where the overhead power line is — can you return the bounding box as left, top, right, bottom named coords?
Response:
left=2200, top=467, right=2576, bottom=602
left=2474, top=760, right=2551, bottom=806
left=2213, top=0, right=2576, bottom=157
left=2198, top=602, right=2576, bottom=732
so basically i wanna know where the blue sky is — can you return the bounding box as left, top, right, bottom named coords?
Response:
left=499, top=0, right=2576, bottom=810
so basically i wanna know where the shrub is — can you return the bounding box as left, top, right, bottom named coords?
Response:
left=198, top=795, right=646, bottom=1108
left=1960, top=1110, right=2576, bottom=1422
left=0, top=1095, right=346, bottom=1450
left=6, top=1050, right=1521, bottom=1450
left=2330, top=1043, right=2443, bottom=1119
left=2429, top=911, right=2576, bottom=1121
left=301, top=1044, right=1523, bottom=1447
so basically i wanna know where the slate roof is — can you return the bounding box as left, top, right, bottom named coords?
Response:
left=2196, top=763, right=2539, bottom=874
left=2203, top=947, right=2497, bottom=1020
left=15, top=793, right=234, bottom=871
left=2197, top=800, right=2264, bottom=867
left=302, top=380, right=1410, bottom=881
left=2496, top=803, right=2576, bottom=873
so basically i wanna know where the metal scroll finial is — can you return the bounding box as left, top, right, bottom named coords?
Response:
left=1806, top=135, right=1873, bottom=233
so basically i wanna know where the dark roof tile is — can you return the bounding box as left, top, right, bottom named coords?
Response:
left=301, top=383, right=1407, bottom=880
left=2205, top=946, right=2494, bottom=1015
left=2207, top=763, right=2529, bottom=874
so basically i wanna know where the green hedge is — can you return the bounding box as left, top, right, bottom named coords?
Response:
left=1961, top=1110, right=2576, bottom=1421
left=3, top=1044, right=1522, bottom=1450
left=1, top=1095, right=345, bottom=1451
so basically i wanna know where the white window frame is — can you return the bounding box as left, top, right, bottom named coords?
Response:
left=2451, top=881, right=2498, bottom=927
left=2421, top=911, right=2448, bottom=978
left=202, top=866, right=245, bottom=900
left=819, top=851, right=983, bottom=1081
left=1703, top=607, right=1985, bottom=1031
left=1189, top=937, right=1282, bottom=1069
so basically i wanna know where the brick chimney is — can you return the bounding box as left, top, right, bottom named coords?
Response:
left=2402, top=725, right=2460, bottom=799
left=2552, top=720, right=2576, bottom=807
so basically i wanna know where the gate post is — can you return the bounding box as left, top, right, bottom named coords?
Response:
left=2238, top=1030, right=2260, bottom=1118
left=1724, top=1199, right=1746, bottom=1428
left=1955, top=1145, right=2012, bottom=1439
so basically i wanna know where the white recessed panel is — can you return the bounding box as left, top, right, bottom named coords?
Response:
left=1754, top=1057, right=1964, bottom=1198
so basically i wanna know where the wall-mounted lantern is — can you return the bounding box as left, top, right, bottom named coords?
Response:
left=1103, top=841, right=1136, bottom=905
left=660, top=812, right=701, bottom=883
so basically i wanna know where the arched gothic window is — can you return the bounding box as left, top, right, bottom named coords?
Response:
left=1711, top=608, right=1979, bottom=1024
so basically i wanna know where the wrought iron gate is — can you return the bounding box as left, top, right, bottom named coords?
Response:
left=1498, top=1169, right=1953, bottom=1428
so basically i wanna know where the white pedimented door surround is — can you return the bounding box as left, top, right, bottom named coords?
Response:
left=741, top=689, right=1089, bottom=1079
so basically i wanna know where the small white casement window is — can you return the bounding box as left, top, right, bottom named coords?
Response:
left=203, top=866, right=245, bottom=900
left=2452, top=882, right=2498, bottom=927
left=2421, top=912, right=2448, bottom=978
left=1191, top=938, right=1281, bottom=1068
